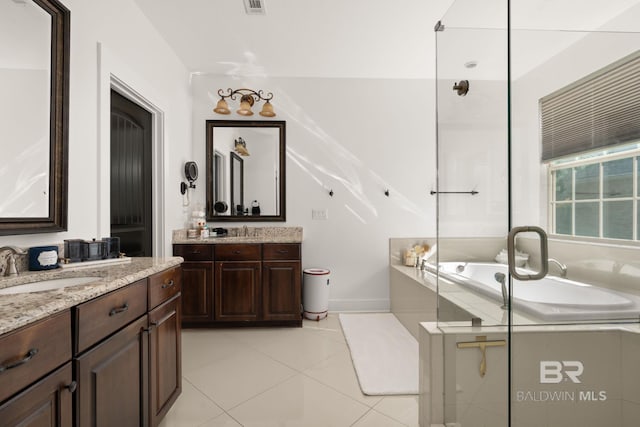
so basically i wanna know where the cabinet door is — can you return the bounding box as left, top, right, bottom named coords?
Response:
left=149, top=294, right=182, bottom=427
left=214, top=261, right=261, bottom=321
left=75, top=316, right=148, bottom=427
left=180, top=261, right=214, bottom=324
left=263, top=261, right=302, bottom=321
left=0, top=363, right=74, bottom=427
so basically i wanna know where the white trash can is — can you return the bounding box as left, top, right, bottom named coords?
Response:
left=303, top=268, right=330, bottom=320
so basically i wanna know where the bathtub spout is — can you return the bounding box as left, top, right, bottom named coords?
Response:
left=548, top=258, right=567, bottom=278
left=494, top=272, right=508, bottom=310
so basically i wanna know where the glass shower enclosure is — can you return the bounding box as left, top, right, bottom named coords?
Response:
left=429, top=1, right=640, bottom=426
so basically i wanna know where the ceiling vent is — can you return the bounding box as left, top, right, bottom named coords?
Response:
left=244, top=0, right=266, bottom=15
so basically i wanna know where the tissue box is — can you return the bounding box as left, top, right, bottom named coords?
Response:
left=29, top=246, right=59, bottom=271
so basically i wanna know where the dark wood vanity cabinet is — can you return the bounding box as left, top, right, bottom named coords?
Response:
left=263, top=244, right=302, bottom=322
left=214, top=244, right=262, bottom=322
left=74, top=267, right=182, bottom=427
left=75, top=315, right=149, bottom=426
left=148, top=273, right=182, bottom=427
left=0, top=311, right=73, bottom=427
left=0, top=265, right=182, bottom=427
left=174, top=242, right=302, bottom=327
left=0, top=363, right=74, bottom=427
left=173, top=244, right=214, bottom=324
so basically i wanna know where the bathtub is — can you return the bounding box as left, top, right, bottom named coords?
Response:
left=433, top=262, right=640, bottom=321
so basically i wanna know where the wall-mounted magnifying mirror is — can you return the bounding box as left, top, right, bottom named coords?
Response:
left=206, top=120, right=286, bottom=222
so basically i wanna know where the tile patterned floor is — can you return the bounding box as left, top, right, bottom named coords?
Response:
left=159, top=314, right=419, bottom=427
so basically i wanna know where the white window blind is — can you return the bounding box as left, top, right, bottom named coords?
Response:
left=540, top=50, right=640, bottom=161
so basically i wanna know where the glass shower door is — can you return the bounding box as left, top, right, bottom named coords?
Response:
left=433, top=0, right=640, bottom=426
left=508, top=1, right=640, bottom=426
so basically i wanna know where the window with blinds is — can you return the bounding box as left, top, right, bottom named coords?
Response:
left=540, top=50, right=640, bottom=161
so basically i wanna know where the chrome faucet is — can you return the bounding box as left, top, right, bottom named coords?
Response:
left=494, top=272, right=508, bottom=310
left=0, top=246, right=26, bottom=276
left=548, top=258, right=567, bottom=278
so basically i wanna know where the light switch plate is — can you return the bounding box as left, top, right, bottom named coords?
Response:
left=312, top=209, right=328, bottom=220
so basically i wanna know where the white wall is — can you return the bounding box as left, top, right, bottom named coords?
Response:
left=0, top=0, right=192, bottom=256
left=192, top=75, right=437, bottom=311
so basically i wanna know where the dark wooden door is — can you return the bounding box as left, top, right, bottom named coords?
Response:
left=75, top=316, right=148, bottom=427
left=149, top=294, right=182, bottom=427
left=214, top=261, right=261, bottom=321
left=110, top=90, right=152, bottom=257
left=0, top=363, right=74, bottom=427
left=262, top=261, right=301, bottom=321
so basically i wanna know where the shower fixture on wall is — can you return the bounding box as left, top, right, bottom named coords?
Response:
left=213, top=88, right=276, bottom=117
left=453, top=80, right=469, bottom=96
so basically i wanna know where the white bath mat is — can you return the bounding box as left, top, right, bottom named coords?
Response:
left=339, top=313, right=418, bottom=395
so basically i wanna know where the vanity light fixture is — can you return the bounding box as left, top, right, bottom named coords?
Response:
left=213, top=88, right=276, bottom=117
left=234, top=137, right=250, bottom=156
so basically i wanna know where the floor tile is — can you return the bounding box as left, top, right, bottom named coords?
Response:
left=158, top=379, right=223, bottom=427
left=373, top=396, right=419, bottom=427
left=198, top=413, right=243, bottom=427
left=163, top=314, right=420, bottom=426
left=303, top=314, right=346, bottom=343
left=351, top=409, right=408, bottom=426
left=185, top=349, right=297, bottom=410
left=303, top=348, right=383, bottom=407
left=228, top=373, right=370, bottom=427
left=181, top=329, right=255, bottom=376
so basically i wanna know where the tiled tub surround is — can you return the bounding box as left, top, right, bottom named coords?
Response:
left=420, top=322, right=640, bottom=427
left=390, top=236, right=640, bottom=335
left=0, top=256, right=183, bottom=335
left=388, top=238, right=640, bottom=426
left=172, top=226, right=303, bottom=244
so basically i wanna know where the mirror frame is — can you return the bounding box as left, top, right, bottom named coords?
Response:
left=0, top=0, right=70, bottom=235
left=206, top=120, right=286, bottom=222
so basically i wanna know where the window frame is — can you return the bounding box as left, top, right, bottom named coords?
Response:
left=548, top=146, right=640, bottom=244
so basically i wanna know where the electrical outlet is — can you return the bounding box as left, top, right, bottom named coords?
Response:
left=312, top=209, right=328, bottom=220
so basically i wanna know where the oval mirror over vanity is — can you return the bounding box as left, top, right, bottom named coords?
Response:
left=205, top=120, right=286, bottom=222
left=0, top=0, right=69, bottom=235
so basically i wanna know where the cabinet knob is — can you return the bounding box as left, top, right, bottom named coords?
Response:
left=66, top=381, right=77, bottom=393
left=161, top=279, right=175, bottom=289
left=233, top=250, right=241, bottom=254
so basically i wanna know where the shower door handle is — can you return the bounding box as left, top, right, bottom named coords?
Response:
left=507, top=226, right=548, bottom=281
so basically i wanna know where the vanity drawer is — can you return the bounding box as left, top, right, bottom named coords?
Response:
left=215, top=244, right=261, bottom=261
left=0, top=309, right=71, bottom=403
left=74, top=279, right=147, bottom=354
left=149, top=266, right=182, bottom=309
left=173, top=244, right=213, bottom=261
left=263, top=243, right=301, bottom=260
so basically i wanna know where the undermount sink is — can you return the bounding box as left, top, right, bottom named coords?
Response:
left=0, top=276, right=99, bottom=295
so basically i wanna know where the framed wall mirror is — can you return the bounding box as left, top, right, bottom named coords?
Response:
left=206, top=120, right=286, bottom=222
left=0, top=0, right=69, bottom=235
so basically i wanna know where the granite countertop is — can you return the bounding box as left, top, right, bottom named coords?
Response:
left=0, top=256, right=183, bottom=336
left=172, top=226, right=303, bottom=244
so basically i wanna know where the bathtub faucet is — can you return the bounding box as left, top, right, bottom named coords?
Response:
left=548, top=258, right=567, bottom=278
left=494, top=272, right=508, bottom=310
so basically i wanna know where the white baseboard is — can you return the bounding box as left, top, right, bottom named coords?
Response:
left=328, top=298, right=389, bottom=312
